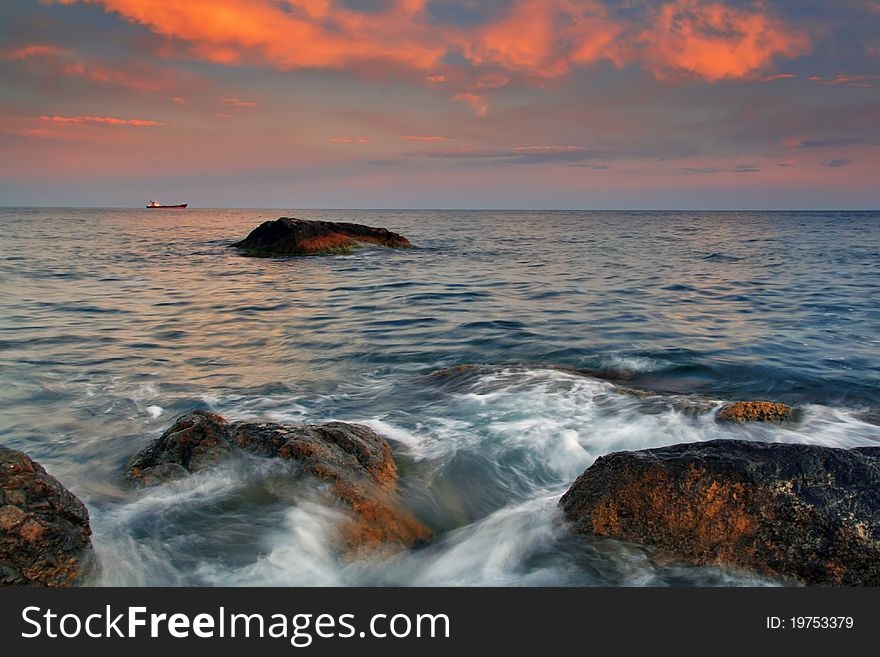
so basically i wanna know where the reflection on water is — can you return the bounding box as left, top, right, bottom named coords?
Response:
left=0, top=208, right=878, bottom=586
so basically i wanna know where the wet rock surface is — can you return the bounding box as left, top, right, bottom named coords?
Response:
left=129, top=410, right=431, bottom=554
left=559, top=439, right=880, bottom=585
left=231, top=217, right=413, bottom=257
left=716, top=401, right=798, bottom=423
left=0, top=446, right=95, bottom=586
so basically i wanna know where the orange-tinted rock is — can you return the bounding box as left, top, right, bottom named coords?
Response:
left=232, top=217, right=413, bottom=257
left=129, top=410, right=431, bottom=554
left=717, top=401, right=797, bottom=423
left=0, top=446, right=95, bottom=586
left=559, top=440, right=880, bottom=585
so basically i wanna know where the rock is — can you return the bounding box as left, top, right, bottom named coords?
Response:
left=716, top=401, right=798, bottom=423
left=0, top=446, right=95, bottom=586
left=231, top=217, right=413, bottom=257
left=559, top=439, right=880, bottom=585
left=129, top=410, right=431, bottom=554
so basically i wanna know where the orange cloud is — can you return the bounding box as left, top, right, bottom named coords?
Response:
left=465, top=0, right=623, bottom=79
left=3, top=41, right=185, bottom=93
left=1, top=44, right=69, bottom=60
left=0, top=127, right=52, bottom=137
left=330, top=136, right=371, bottom=144
left=52, top=0, right=444, bottom=71
left=454, top=93, right=488, bottom=116
left=638, top=0, right=811, bottom=81
left=40, top=115, right=164, bottom=126
left=400, top=135, right=450, bottom=142
left=60, top=61, right=172, bottom=92
left=50, top=0, right=811, bottom=99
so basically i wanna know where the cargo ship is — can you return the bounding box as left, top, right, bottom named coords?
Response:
left=146, top=200, right=188, bottom=209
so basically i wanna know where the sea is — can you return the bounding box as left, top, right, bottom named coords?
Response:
left=1, top=208, right=878, bottom=586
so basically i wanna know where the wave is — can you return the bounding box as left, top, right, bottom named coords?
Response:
left=702, top=252, right=744, bottom=262
left=85, top=363, right=880, bottom=587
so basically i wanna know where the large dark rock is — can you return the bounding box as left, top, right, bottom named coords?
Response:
left=129, top=410, right=431, bottom=554
left=559, top=439, right=880, bottom=585
left=0, top=446, right=95, bottom=586
left=231, top=217, right=413, bottom=256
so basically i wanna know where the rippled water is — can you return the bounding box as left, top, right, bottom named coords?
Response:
left=1, top=208, right=878, bottom=586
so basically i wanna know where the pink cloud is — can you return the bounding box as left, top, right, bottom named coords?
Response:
left=454, top=93, right=488, bottom=116
left=400, top=135, right=450, bottom=142
left=40, top=115, right=165, bottom=127
left=223, top=97, right=258, bottom=107
left=513, top=145, right=585, bottom=153
left=330, top=136, right=371, bottom=144
left=1, top=44, right=69, bottom=60
left=809, top=74, right=876, bottom=87
left=759, top=73, right=796, bottom=82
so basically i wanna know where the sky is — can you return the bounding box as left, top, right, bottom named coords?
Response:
left=0, top=0, right=878, bottom=209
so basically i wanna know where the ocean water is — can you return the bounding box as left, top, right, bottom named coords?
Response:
left=1, top=207, right=878, bottom=586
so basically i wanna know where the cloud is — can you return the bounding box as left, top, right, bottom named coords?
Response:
left=0, top=127, right=52, bottom=138
left=400, top=135, right=450, bottom=141
left=223, top=97, right=258, bottom=107
left=454, top=92, right=488, bottom=115
left=50, top=0, right=811, bottom=95
left=676, top=164, right=761, bottom=174
left=2, top=41, right=186, bottom=93
left=418, top=144, right=606, bottom=165
left=330, top=136, right=371, bottom=143
left=39, top=115, right=164, bottom=126
left=637, top=0, right=810, bottom=82
left=1, top=44, right=69, bottom=60
left=821, top=158, right=851, bottom=167
left=793, top=136, right=862, bottom=148
left=759, top=73, right=796, bottom=82
left=809, top=74, right=876, bottom=87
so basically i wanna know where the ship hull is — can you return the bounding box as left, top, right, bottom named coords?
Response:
left=146, top=204, right=188, bottom=209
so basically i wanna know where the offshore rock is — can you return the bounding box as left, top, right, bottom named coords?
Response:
left=559, top=439, right=880, bottom=585
left=716, top=401, right=798, bottom=423
left=129, top=410, right=431, bottom=554
left=0, top=446, right=95, bottom=586
left=231, top=217, right=413, bottom=256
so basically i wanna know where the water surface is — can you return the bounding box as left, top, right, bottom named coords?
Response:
left=1, top=208, right=878, bottom=585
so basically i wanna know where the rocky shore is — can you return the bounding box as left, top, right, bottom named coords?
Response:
left=128, top=410, right=431, bottom=555
left=560, top=439, right=880, bottom=585
left=231, top=217, right=413, bottom=257
left=0, top=446, right=95, bottom=586
left=3, top=362, right=878, bottom=587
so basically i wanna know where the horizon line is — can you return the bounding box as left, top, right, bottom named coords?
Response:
left=1, top=206, right=879, bottom=212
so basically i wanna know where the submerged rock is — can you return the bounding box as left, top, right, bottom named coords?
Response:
left=427, top=363, right=793, bottom=419
left=716, top=401, right=798, bottom=423
left=559, top=439, right=880, bottom=585
left=129, top=410, right=431, bottom=554
left=0, top=446, right=95, bottom=586
left=231, top=217, right=413, bottom=257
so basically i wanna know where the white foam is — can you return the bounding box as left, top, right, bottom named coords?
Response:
left=146, top=405, right=163, bottom=419
left=87, top=364, right=880, bottom=587
left=197, top=501, right=348, bottom=587
left=598, top=354, right=670, bottom=373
